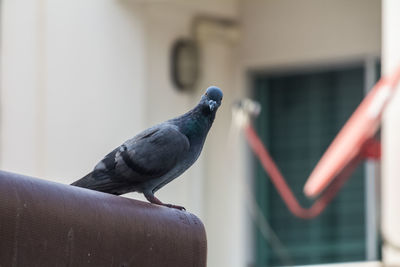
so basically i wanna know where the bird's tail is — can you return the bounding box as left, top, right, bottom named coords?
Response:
left=71, top=172, right=94, bottom=188
left=71, top=172, right=126, bottom=195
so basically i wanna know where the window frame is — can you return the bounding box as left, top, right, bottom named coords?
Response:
left=248, top=58, right=381, bottom=266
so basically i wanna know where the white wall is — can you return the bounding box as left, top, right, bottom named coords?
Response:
left=44, top=1, right=148, bottom=182
left=1, top=0, right=44, bottom=176
left=240, top=0, right=381, bottom=69
left=1, top=0, right=147, bottom=182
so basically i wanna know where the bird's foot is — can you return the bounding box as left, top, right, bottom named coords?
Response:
left=144, top=193, right=186, bottom=211
left=163, top=203, right=186, bottom=211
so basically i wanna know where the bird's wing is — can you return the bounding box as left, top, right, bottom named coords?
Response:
left=73, top=124, right=190, bottom=193
left=115, top=124, right=190, bottom=181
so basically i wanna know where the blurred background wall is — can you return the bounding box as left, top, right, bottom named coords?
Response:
left=0, top=0, right=384, bottom=266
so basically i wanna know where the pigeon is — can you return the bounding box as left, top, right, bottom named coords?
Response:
left=71, top=86, right=223, bottom=210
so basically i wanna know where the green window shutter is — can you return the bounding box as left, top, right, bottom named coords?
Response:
left=254, top=66, right=367, bottom=266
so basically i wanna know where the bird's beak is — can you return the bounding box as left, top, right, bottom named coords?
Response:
left=209, top=100, right=217, bottom=111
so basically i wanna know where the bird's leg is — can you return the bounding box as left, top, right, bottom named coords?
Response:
left=144, top=192, right=186, bottom=211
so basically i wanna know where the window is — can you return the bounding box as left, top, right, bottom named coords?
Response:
left=253, top=64, right=379, bottom=266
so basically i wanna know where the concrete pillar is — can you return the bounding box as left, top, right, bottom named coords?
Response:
left=382, top=0, right=400, bottom=264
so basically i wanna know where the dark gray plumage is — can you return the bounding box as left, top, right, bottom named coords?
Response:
left=71, top=86, right=223, bottom=210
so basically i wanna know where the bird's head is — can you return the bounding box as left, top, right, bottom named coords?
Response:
left=200, top=86, right=223, bottom=113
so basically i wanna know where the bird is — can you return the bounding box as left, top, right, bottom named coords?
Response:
left=71, top=86, right=223, bottom=210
